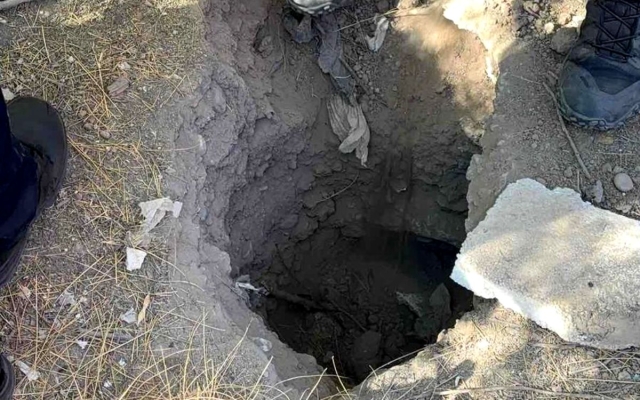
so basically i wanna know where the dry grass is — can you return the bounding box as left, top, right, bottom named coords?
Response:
left=0, top=0, right=241, bottom=398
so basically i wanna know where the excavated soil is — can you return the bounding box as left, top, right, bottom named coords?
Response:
left=211, top=0, right=494, bottom=383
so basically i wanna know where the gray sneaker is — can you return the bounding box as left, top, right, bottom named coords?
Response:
left=287, top=0, right=349, bottom=16
left=558, top=0, right=640, bottom=130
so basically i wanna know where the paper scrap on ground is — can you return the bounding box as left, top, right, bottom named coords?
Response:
left=120, top=308, right=137, bottom=325
left=126, top=248, right=147, bottom=271
left=328, top=94, right=370, bottom=166
left=366, top=15, right=390, bottom=52
left=129, top=197, right=183, bottom=247
left=16, top=360, right=39, bottom=381
left=452, top=178, right=640, bottom=349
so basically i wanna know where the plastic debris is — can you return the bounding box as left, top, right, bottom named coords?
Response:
left=126, top=248, right=147, bottom=271
left=328, top=94, right=370, bottom=166
left=235, top=275, right=269, bottom=295
left=120, top=308, right=137, bottom=325
left=2, top=88, right=15, bottom=101
left=365, top=15, right=390, bottom=52
left=15, top=360, right=40, bottom=381
left=57, top=290, right=77, bottom=307
left=253, top=337, right=273, bottom=352
left=76, top=340, right=89, bottom=350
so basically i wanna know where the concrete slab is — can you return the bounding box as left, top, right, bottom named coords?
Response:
left=452, top=178, right=640, bottom=349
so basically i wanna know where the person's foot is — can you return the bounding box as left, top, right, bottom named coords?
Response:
left=287, top=0, right=349, bottom=16
left=0, top=97, right=67, bottom=288
left=0, top=354, right=15, bottom=400
left=558, top=0, right=640, bottom=130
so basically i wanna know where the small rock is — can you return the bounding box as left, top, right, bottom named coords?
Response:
left=107, top=76, right=130, bottom=99
left=67, top=56, right=75, bottom=63
left=536, top=177, right=547, bottom=185
left=550, top=27, right=578, bottom=55
left=397, top=0, right=419, bottom=10
left=614, top=173, right=634, bottom=192
left=557, top=12, right=572, bottom=26
left=544, top=22, right=555, bottom=34
left=563, top=166, right=573, bottom=178
left=117, top=61, right=131, bottom=71
left=257, top=35, right=274, bottom=57
left=98, top=130, right=111, bottom=140
left=602, top=163, right=613, bottom=173
left=613, top=166, right=624, bottom=174
left=435, top=83, right=447, bottom=94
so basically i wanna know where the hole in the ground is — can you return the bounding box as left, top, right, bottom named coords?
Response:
left=219, top=0, right=495, bottom=386
left=251, top=227, right=473, bottom=383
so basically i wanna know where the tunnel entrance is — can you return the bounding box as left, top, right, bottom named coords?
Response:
left=215, top=0, right=495, bottom=386
left=250, top=228, right=472, bottom=382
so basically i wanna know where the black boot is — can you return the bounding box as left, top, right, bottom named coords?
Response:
left=0, top=355, right=14, bottom=400
left=558, top=0, right=640, bottom=130
left=0, top=97, right=68, bottom=288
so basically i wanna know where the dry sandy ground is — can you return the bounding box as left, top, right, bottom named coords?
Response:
left=3, top=0, right=640, bottom=399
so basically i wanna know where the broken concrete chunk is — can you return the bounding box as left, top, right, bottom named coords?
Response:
left=452, top=179, right=640, bottom=349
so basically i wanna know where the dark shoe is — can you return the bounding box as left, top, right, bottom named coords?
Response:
left=0, top=355, right=15, bottom=400
left=0, top=97, right=67, bottom=288
left=558, top=0, right=640, bottom=130
left=287, top=0, right=349, bottom=16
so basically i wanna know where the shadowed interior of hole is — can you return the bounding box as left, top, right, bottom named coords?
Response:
left=248, top=226, right=473, bottom=384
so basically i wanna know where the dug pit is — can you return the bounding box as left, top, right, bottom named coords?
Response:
left=209, top=0, right=496, bottom=386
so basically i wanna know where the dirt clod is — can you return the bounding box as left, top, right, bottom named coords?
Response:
left=550, top=27, right=577, bottom=54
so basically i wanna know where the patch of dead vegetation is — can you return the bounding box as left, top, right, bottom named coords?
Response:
left=0, top=0, right=263, bottom=397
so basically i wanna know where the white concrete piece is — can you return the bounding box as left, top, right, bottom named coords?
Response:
left=452, top=178, right=640, bottom=349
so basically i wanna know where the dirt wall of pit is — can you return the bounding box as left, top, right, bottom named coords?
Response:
left=156, top=0, right=494, bottom=394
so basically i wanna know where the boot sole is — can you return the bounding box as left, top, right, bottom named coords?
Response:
left=557, top=87, right=640, bottom=131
